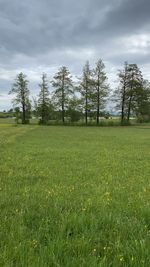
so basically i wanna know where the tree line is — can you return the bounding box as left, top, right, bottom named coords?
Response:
left=8, top=60, right=150, bottom=125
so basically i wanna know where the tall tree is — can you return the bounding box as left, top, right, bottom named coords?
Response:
left=79, top=61, right=92, bottom=125
left=113, top=62, right=129, bottom=124
left=114, top=63, right=144, bottom=124
left=92, top=59, right=109, bottom=125
left=126, top=64, right=143, bottom=121
left=37, top=73, right=50, bottom=124
left=51, top=66, right=74, bottom=123
left=67, top=95, right=83, bottom=122
left=25, top=98, right=32, bottom=122
left=133, top=79, right=150, bottom=122
left=9, top=72, right=30, bottom=124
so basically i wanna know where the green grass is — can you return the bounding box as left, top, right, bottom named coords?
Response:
left=0, top=125, right=150, bottom=267
left=0, top=118, right=15, bottom=124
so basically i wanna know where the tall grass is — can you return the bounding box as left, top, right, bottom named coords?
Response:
left=0, top=125, right=150, bottom=266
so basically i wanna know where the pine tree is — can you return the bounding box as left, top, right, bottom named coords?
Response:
left=25, top=98, right=32, bottom=123
left=78, top=61, right=92, bottom=125
left=92, top=59, right=109, bottom=125
left=114, top=63, right=144, bottom=124
left=126, top=64, right=143, bottom=121
left=37, top=73, right=50, bottom=124
left=113, top=62, right=129, bottom=124
left=9, top=72, right=30, bottom=124
left=133, top=79, right=150, bottom=122
left=51, top=66, right=73, bottom=123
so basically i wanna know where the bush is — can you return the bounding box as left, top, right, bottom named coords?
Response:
left=137, top=115, right=150, bottom=123
left=121, top=120, right=131, bottom=126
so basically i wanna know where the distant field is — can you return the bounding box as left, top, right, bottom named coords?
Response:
left=0, top=118, right=15, bottom=124
left=0, top=117, right=138, bottom=126
left=0, top=125, right=150, bottom=267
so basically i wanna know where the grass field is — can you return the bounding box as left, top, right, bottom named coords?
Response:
left=0, top=125, right=150, bottom=267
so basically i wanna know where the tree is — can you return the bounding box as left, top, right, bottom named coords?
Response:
left=67, top=96, right=82, bottom=122
left=14, top=107, right=21, bottom=124
left=78, top=61, right=93, bottom=125
left=113, top=62, right=129, bottom=124
left=37, top=73, right=50, bottom=124
left=133, top=79, right=150, bottom=122
left=9, top=72, right=30, bottom=124
left=114, top=63, right=144, bottom=124
left=126, top=64, right=143, bottom=121
left=51, top=66, right=74, bottom=123
left=119, top=62, right=129, bottom=124
left=32, top=97, right=39, bottom=118
left=92, top=59, right=109, bottom=125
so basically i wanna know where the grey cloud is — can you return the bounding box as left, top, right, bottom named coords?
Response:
left=0, top=0, right=149, bottom=56
left=0, top=0, right=125, bottom=55
left=0, top=0, right=150, bottom=109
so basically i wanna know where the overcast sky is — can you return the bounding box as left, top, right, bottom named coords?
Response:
left=0, top=0, right=150, bottom=110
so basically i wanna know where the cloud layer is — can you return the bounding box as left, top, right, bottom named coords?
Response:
left=0, top=0, right=150, bottom=109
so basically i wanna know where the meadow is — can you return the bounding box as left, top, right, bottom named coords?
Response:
left=0, top=124, right=150, bottom=267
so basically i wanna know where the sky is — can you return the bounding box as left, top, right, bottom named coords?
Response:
left=0, top=0, right=150, bottom=110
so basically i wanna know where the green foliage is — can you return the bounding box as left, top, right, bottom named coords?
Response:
left=51, top=66, right=74, bottom=123
left=0, top=111, right=14, bottom=118
left=78, top=61, right=93, bottom=124
left=92, top=59, right=109, bottom=124
left=4, top=62, right=149, bottom=126
left=67, top=96, right=83, bottom=122
left=134, top=80, right=150, bottom=122
left=9, top=72, right=31, bottom=124
left=2, top=62, right=149, bottom=125
left=37, top=73, right=51, bottom=125
left=66, top=109, right=81, bottom=122
left=113, top=63, right=148, bottom=123
left=0, top=125, right=150, bottom=266
left=14, top=107, right=21, bottom=124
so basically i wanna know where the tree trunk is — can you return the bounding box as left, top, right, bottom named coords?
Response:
left=22, top=103, right=26, bottom=124
left=121, top=65, right=128, bottom=125
left=127, top=74, right=134, bottom=122
left=97, top=84, right=100, bottom=125
left=85, top=88, right=88, bottom=125
left=62, top=75, right=65, bottom=123
left=127, top=95, right=132, bottom=121
left=121, top=84, right=126, bottom=124
left=62, top=104, right=65, bottom=123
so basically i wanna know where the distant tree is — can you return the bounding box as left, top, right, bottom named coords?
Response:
left=8, top=108, right=13, bottom=113
left=92, top=59, right=109, bottom=125
left=37, top=73, right=50, bottom=124
left=133, top=79, right=150, bottom=122
left=113, top=62, right=129, bottom=124
left=51, top=66, right=74, bottom=123
left=78, top=61, right=93, bottom=125
left=14, top=107, right=21, bottom=124
left=126, top=64, right=143, bottom=121
left=67, top=95, right=82, bottom=122
left=114, top=63, right=145, bottom=124
left=9, top=72, right=30, bottom=124
left=25, top=98, right=32, bottom=122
